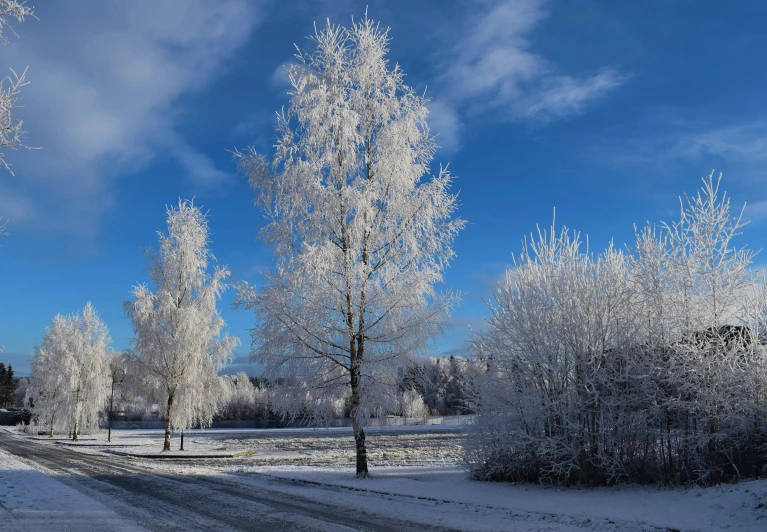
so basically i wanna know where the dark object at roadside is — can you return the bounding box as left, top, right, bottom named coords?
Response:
left=0, top=408, right=31, bottom=425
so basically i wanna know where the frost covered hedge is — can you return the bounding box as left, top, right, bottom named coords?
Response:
left=467, top=174, right=767, bottom=485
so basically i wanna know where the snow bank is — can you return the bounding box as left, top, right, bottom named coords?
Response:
left=247, top=465, right=767, bottom=532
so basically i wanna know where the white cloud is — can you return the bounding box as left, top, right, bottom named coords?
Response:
left=0, top=0, right=262, bottom=238
left=515, top=69, right=628, bottom=122
left=437, top=0, right=627, bottom=138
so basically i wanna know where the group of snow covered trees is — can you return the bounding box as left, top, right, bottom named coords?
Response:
left=401, top=356, right=477, bottom=416
left=28, top=200, right=238, bottom=449
left=467, top=174, right=767, bottom=485
left=18, top=11, right=767, bottom=486
left=27, top=303, right=111, bottom=440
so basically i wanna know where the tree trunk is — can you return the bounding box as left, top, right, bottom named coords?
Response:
left=180, top=429, right=185, bottom=451
left=73, top=388, right=81, bottom=441
left=353, top=420, right=368, bottom=477
left=108, top=378, right=115, bottom=443
left=350, top=364, right=369, bottom=477
left=163, top=393, right=174, bottom=452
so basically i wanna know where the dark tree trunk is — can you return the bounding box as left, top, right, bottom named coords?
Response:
left=353, top=420, right=368, bottom=476
left=350, top=363, right=369, bottom=477
left=180, top=429, right=185, bottom=451
left=108, top=378, right=116, bottom=443
left=72, top=388, right=80, bottom=441
left=163, top=393, right=174, bottom=452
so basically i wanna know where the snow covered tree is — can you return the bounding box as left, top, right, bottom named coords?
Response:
left=0, top=1, right=35, bottom=330
left=28, top=315, right=70, bottom=435
left=28, top=303, right=111, bottom=440
left=66, top=302, right=111, bottom=440
left=235, top=15, right=464, bottom=476
left=13, top=376, right=27, bottom=407
left=106, top=352, right=125, bottom=442
left=124, top=199, right=238, bottom=452
left=0, top=0, right=34, bottom=176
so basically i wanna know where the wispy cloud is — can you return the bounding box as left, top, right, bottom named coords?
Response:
left=596, top=118, right=767, bottom=174
left=0, top=0, right=262, bottom=238
left=669, top=122, right=767, bottom=165
left=431, top=0, right=627, bottom=149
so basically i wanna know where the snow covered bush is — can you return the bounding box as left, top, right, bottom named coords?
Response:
left=467, top=173, right=767, bottom=485
left=218, top=373, right=270, bottom=420
left=399, top=388, right=430, bottom=418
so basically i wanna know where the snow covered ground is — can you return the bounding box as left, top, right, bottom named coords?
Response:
left=0, top=449, right=146, bottom=531
left=240, top=465, right=767, bottom=532
left=16, top=425, right=464, bottom=465
left=3, top=425, right=766, bottom=531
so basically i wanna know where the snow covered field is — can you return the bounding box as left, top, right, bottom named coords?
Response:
left=5, top=425, right=765, bottom=531
left=24, top=424, right=465, bottom=465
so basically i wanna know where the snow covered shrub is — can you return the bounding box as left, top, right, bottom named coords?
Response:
left=218, top=373, right=270, bottom=420
left=467, top=174, right=767, bottom=485
left=399, top=388, right=430, bottom=418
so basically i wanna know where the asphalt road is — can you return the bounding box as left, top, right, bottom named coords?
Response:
left=0, top=431, right=457, bottom=532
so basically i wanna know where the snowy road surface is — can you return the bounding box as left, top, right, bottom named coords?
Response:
left=0, top=431, right=456, bottom=531
left=2, top=429, right=764, bottom=531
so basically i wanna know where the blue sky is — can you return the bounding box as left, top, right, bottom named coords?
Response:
left=2, top=0, right=767, bottom=376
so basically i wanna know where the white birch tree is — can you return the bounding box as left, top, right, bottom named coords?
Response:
left=67, top=302, right=111, bottom=440
left=235, top=15, right=464, bottom=476
left=28, top=315, right=71, bottom=436
left=124, top=199, right=238, bottom=452
left=28, top=303, right=111, bottom=440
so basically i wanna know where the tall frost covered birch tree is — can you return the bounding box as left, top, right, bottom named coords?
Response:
left=124, top=200, right=237, bottom=452
left=235, top=16, right=464, bottom=476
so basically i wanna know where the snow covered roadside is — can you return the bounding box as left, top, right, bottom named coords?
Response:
left=0, top=449, right=146, bottom=532
left=244, top=465, right=767, bottom=532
